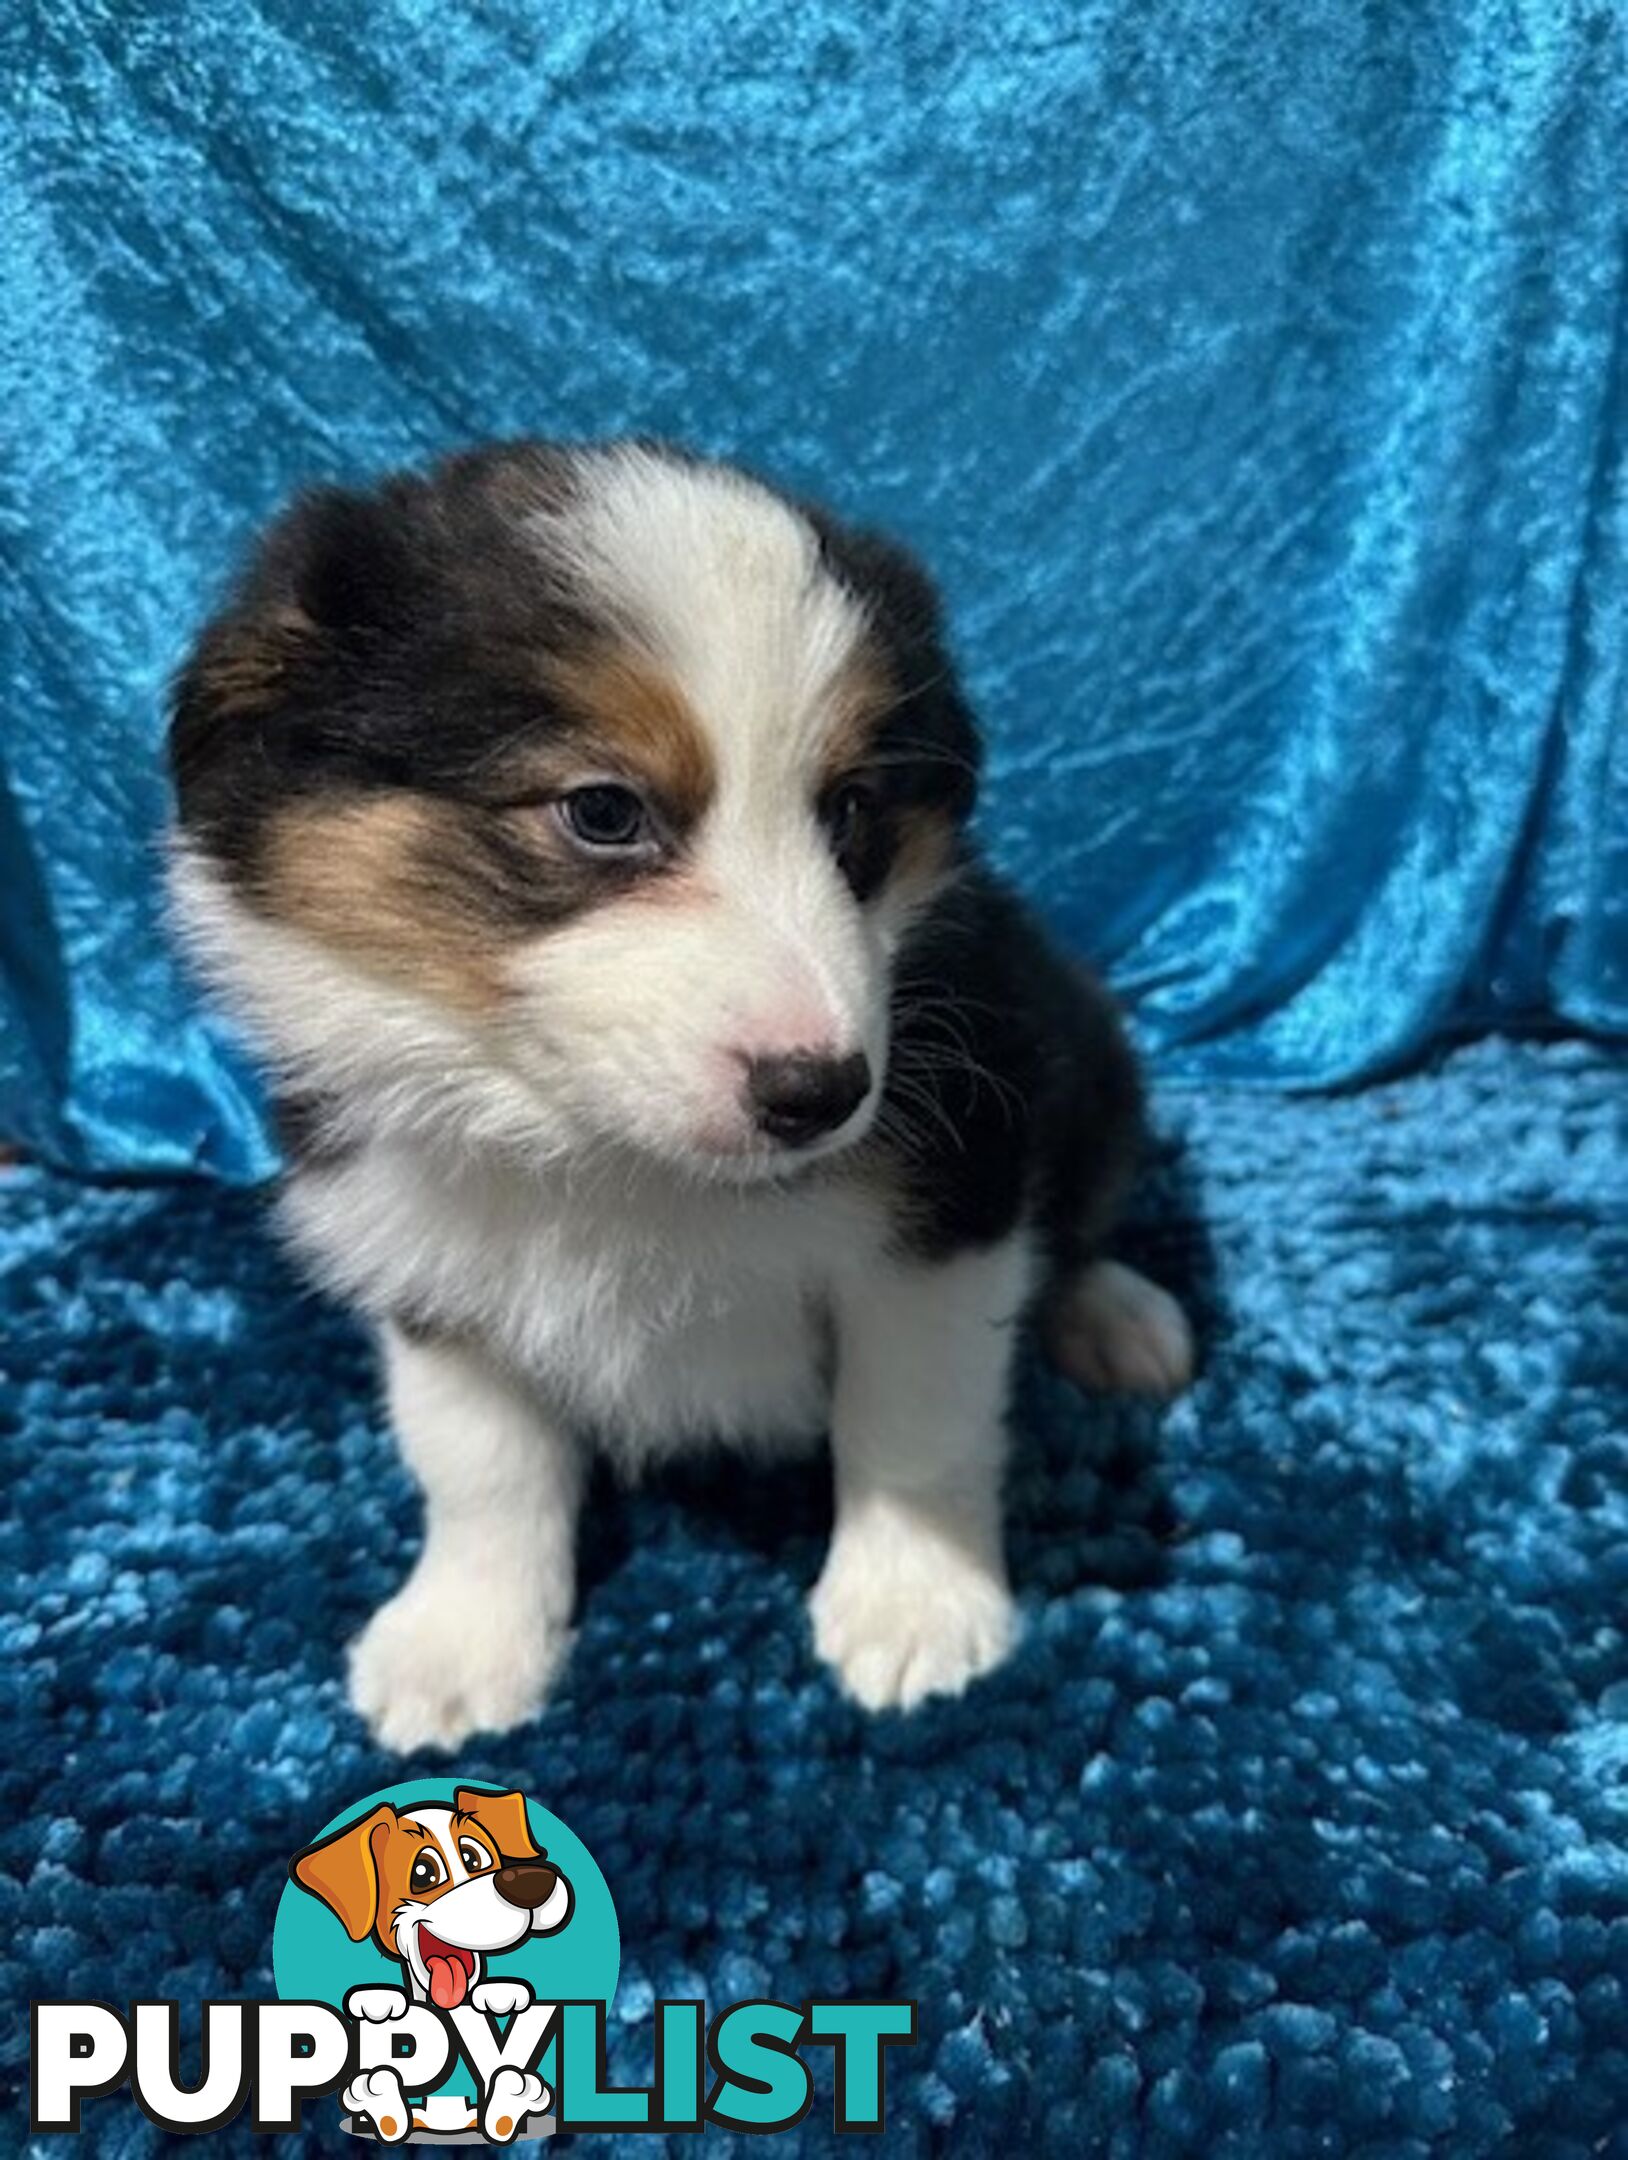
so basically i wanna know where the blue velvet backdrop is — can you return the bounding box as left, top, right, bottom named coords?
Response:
left=1, top=0, right=1624, bottom=1178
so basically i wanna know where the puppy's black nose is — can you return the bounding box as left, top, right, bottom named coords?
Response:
left=744, top=1051, right=872, bottom=1146
left=493, top=1862, right=559, bottom=1911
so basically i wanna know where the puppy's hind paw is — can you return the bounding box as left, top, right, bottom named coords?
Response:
left=483, top=2066, right=550, bottom=2143
left=344, top=2067, right=410, bottom=2143
left=1045, top=1259, right=1194, bottom=1399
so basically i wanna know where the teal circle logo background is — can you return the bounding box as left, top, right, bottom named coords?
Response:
left=272, top=1776, right=619, bottom=2099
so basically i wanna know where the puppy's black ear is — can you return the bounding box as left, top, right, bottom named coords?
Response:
left=167, top=582, right=321, bottom=829
left=167, top=481, right=426, bottom=838
left=266, top=483, right=424, bottom=636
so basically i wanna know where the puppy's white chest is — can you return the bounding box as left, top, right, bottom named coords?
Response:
left=287, top=1147, right=871, bottom=1462
left=516, top=1218, right=836, bottom=1460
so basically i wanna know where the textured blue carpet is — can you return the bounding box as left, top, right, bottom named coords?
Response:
left=3, top=1038, right=1625, bottom=2156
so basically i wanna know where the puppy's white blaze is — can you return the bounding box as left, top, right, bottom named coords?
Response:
left=542, top=447, right=869, bottom=755
left=527, top=450, right=885, bottom=1083
left=401, top=1807, right=466, bottom=1883
left=700, top=822, right=883, bottom=1061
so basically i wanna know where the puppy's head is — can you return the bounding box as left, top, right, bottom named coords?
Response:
left=169, top=441, right=980, bottom=1179
left=290, top=1787, right=572, bottom=2008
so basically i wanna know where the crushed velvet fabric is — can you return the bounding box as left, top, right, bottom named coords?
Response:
left=1, top=2, right=1623, bottom=1176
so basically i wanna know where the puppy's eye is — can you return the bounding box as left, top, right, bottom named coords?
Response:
left=822, top=779, right=886, bottom=896
left=824, top=779, right=875, bottom=859
left=458, top=1839, right=490, bottom=1874
left=556, top=783, right=652, bottom=852
left=409, top=1850, right=446, bottom=1893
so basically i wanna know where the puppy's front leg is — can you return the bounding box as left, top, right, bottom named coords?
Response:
left=349, top=1325, right=582, bottom=1752
left=810, top=1237, right=1031, bottom=1712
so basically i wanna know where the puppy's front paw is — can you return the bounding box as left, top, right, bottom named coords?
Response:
left=1045, top=1258, right=1194, bottom=1399
left=348, top=1567, right=569, bottom=1752
left=471, top=1977, right=534, bottom=2018
left=345, top=1985, right=409, bottom=2023
left=344, top=2067, right=410, bottom=2143
left=483, top=2066, right=550, bottom=2143
left=810, top=1509, right=1016, bottom=1712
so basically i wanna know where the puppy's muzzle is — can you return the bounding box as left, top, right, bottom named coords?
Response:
left=494, top=1861, right=560, bottom=1911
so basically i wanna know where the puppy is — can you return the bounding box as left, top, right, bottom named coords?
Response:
left=168, top=440, right=1191, bottom=1750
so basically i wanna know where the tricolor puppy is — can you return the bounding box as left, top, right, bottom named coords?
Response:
left=290, top=1786, right=572, bottom=2009
left=168, top=440, right=1192, bottom=1750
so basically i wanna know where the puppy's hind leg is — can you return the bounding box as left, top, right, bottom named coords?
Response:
left=348, top=1324, right=583, bottom=1752
left=1043, top=1257, right=1194, bottom=1400
left=1036, top=964, right=1192, bottom=1400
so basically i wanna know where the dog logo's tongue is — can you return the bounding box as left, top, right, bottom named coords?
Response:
left=418, top=1932, right=474, bottom=2010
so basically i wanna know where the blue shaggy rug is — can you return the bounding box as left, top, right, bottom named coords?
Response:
left=2, top=1037, right=1624, bottom=2156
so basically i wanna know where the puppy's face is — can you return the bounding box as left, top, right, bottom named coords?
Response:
left=170, top=443, right=980, bottom=1180
left=290, top=1787, right=572, bottom=2008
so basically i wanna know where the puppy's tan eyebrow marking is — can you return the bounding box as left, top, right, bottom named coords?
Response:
left=815, top=638, right=900, bottom=789
left=540, top=646, right=715, bottom=827
left=255, top=797, right=517, bottom=1014
left=399, top=1821, right=430, bottom=1840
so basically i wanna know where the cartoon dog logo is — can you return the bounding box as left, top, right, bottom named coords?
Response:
left=291, top=1786, right=572, bottom=2142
